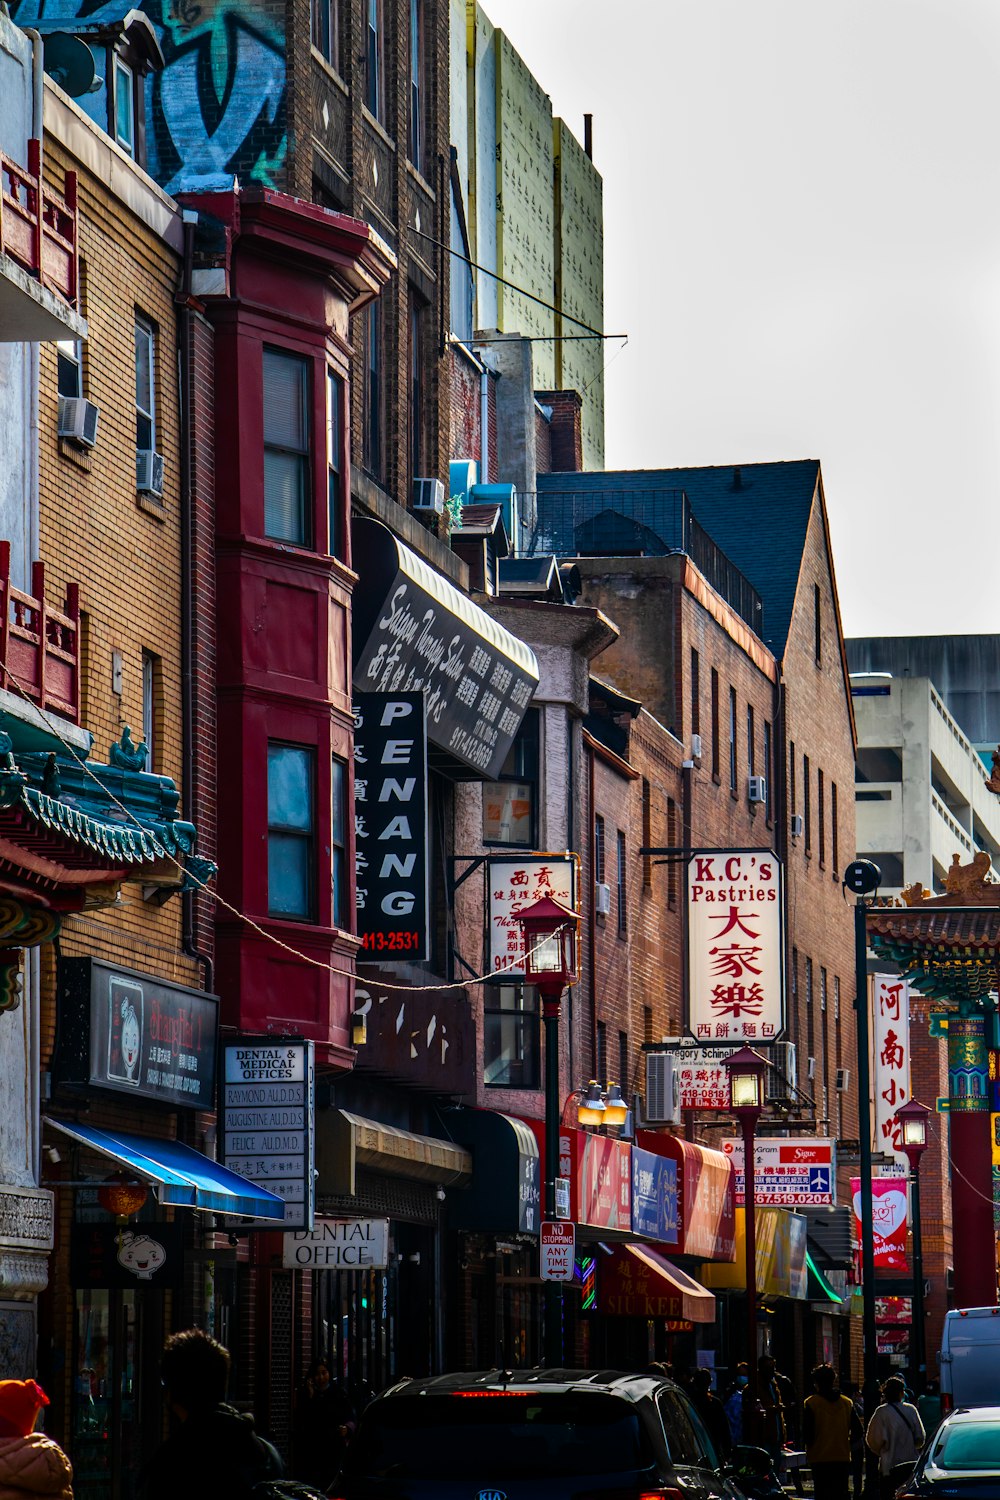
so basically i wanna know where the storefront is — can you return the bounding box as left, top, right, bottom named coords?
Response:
left=701, top=1206, right=811, bottom=1386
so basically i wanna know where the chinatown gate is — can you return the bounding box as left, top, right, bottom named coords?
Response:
left=868, top=854, right=1000, bottom=1309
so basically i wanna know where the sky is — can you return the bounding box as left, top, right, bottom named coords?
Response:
left=482, top=0, right=1000, bottom=639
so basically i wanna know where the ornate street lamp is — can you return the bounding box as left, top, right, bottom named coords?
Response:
left=725, top=1046, right=768, bottom=1401
left=516, top=894, right=580, bottom=1366
left=896, top=1097, right=931, bottom=1393
left=577, top=1080, right=606, bottom=1127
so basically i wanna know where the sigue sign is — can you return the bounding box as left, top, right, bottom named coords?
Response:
left=686, top=850, right=784, bottom=1043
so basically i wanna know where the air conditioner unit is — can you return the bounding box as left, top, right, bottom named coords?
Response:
left=766, top=1040, right=797, bottom=1102
left=58, top=395, right=99, bottom=448
left=594, top=882, right=612, bottom=916
left=136, top=449, right=165, bottom=498
left=791, top=813, right=804, bottom=838
left=644, top=1052, right=680, bottom=1125
left=691, top=732, right=703, bottom=761
left=807, top=1055, right=817, bottom=1081
left=412, top=477, right=445, bottom=514
left=749, top=774, right=767, bottom=805
left=835, top=1067, right=851, bottom=1092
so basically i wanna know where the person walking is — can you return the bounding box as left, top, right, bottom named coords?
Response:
left=865, top=1376, right=925, bottom=1500
left=140, top=1328, right=284, bottom=1500
left=803, top=1364, right=862, bottom=1500
left=841, top=1381, right=865, bottom=1498
left=916, top=1380, right=942, bottom=1438
left=292, top=1360, right=355, bottom=1490
left=689, top=1369, right=733, bottom=1462
left=757, top=1356, right=788, bottom=1463
left=724, top=1364, right=750, bottom=1447
left=0, top=1379, right=73, bottom=1500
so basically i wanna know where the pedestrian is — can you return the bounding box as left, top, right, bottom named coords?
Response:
left=916, top=1379, right=942, bottom=1438
left=803, top=1364, right=862, bottom=1500
left=724, top=1363, right=750, bottom=1447
left=757, top=1356, right=788, bottom=1462
left=292, top=1360, right=355, bottom=1490
left=865, top=1375, right=925, bottom=1500
left=841, top=1380, right=865, bottom=1498
left=139, top=1328, right=284, bottom=1500
left=0, top=1379, right=73, bottom=1500
left=689, top=1368, right=733, bottom=1461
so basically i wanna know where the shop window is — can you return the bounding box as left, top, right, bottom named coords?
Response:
left=327, top=368, right=345, bottom=559
left=332, top=754, right=347, bottom=929
left=484, top=984, right=540, bottom=1088
left=267, top=743, right=315, bottom=920
left=482, top=709, right=539, bottom=846
left=312, top=0, right=340, bottom=71
left=263, top=347, right=312, bottom=546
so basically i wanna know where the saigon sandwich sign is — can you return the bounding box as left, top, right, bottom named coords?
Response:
left=686, top=850, right=784, bottom=1043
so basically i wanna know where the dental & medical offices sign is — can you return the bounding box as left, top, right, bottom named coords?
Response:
left=687, top=850, right=784, bottom=1043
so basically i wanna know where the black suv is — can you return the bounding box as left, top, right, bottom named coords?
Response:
left=327, top=1367, right=745, bottom=1500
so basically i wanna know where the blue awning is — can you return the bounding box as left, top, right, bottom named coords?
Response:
left=45, top=1118, right=285, bottom=1220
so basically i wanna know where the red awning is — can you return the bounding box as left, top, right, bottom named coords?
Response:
left=598, top=1243, right=716, bottom=1323
left=637, top=1131, right=736, bottom=1262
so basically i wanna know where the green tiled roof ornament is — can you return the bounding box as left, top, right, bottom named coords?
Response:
left=109, top=727, right=148, bottom=772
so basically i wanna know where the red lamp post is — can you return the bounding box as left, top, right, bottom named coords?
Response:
left=516, top=894, right=580, bottom=1367
left=895, top=1097, right=931, bottom=1393
left=725, top=1046, right=768, bottom=1397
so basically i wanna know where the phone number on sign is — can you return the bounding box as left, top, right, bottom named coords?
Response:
left=359, top=932, right=421, bottom=952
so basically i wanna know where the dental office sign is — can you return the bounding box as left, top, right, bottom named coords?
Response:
left=353, top=692, right=429, bottom=961
left=221, top=1042, right=314, bottom=1231
left=687, top=850, right=784, bottom=1043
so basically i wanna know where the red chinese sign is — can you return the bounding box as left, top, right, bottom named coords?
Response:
left=871, top=976, right=910, bottom=1165
left=851, top=1176, right=909, bottom=1271
left=676, top=1047, right=732, bottom=1110
left=487, top=856, right=577, bottom=977
left=577, top=1134, right=631, bottom=1231
left=687, top=851, right=784, bottom=1042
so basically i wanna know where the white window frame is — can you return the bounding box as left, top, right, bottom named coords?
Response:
left=135, top=316, right=156, bottom=455
left=114, top=56, right=136, bottom=156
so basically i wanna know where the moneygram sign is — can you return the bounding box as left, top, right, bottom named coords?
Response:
left=723, top=1137, right=836, bottom=1206
left=687, top=850, right=784, bottom=1043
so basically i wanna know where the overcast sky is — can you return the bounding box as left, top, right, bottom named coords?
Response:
left=483, top=0, right=1000, bottom=639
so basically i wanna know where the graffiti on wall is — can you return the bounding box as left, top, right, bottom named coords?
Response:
left=13, top=0, right=286, bottom=192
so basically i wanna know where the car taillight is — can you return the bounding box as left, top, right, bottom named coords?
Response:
left=941, top=1392, right=953, bottom=1414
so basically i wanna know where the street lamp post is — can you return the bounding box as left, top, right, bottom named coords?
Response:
left=516, top=894, right=580, bottom=1368
left=725, top=1046, right=767, bottom=1399
left=896, top=1097, right=931, bottom=1395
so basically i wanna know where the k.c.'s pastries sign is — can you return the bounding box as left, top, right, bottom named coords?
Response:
left=352, top=518, right=538, bottom=780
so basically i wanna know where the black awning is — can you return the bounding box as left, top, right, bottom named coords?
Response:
left=352, top=518, right=539, bottom=780
left=444, top=1110, right=541, bottom=1236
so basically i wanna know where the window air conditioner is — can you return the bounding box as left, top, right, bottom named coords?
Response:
left=749, top=774, right=767, bottom=805
left=835, top=1067, right=851, bottom=1092
left=691, top=732, right=703, bottom=761
left=807, top=1055, right=817, bottom=1081
left=58, top=395, right=99, bottom=449
left=412, top=477, right=445, bottom=514
left=136, top=449, right=165, bottom=498
left=791, top=813, right=804, bottom=838
left=644, top=1052, right=680, bottom=1125
left=594, top=882, right=612, bottom=916
left=766, top=1040, right=797, bottom=1102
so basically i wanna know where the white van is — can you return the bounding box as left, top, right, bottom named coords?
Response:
left=940, top=1307, right=1000, bottom=1412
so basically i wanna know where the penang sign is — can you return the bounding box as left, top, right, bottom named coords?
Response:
left=353, top=692, right=428, bottom=961
left=352, top=518, right=538, bottom=779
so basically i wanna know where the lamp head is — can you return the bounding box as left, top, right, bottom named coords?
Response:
left=577, top=1080, right=606, bottom=1128
left=725, top=1045, right=768, bottom=1116
left=895, top=1097, right=931, bottom=1167
left=515, top=895, right=579, bottom=991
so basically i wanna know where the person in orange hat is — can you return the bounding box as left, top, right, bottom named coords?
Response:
left=0, top=1378, right=73, bottom=1499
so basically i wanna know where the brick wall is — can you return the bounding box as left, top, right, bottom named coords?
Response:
left=536, top=388, right=583, bottom=473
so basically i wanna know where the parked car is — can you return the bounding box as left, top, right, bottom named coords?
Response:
left=327, top=1367, right=747, bottom=1500
left=894, top=1405, right=1000, bottom=1498
left=940, top=1307, right=1000, bottom=1412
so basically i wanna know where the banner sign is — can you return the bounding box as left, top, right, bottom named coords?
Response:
left=687, top=851, right=784, bottom=1042
left=631, top=1146, right=679, bottom=1244
left=577, top=1135, right=631, bottom=1230
left=851, top=1176, right=908, bottom=1271
left=221, top=1041, right=315, bottom=1230
left=56, top=958, right=218, bottom=1111
left=487, top=855, right=577, bottom=978
left=723, top=1137, right=836, bottom=1206
left=353, top=692, right=429, bottom=961
left=871, top=976, right=910, bottom=1164
left=71, top=1221, right=184, bottom=1289
left=283, top=1218, right=388, bottom=1270
left=676, top=1047, right=734, bottom=1110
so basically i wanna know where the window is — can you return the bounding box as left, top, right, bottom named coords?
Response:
left=803, top=753, right=811, bottom=853
left=667, top=798, right=678, bottom=909
left=747, top=704, right=755, bottom=777
left=482, top=709, right=539, bottom=846
left=818, top=769, right=826, bottom=866
left=331, top=755, right=347, bottom=929
left=763, top=720, right=773, bottom=823
left=594, top=814, right=606, bottom=884
left=141, top=650, right=160, bottom=773
left=408, top=0, right=426, bottom=173
left=408, top=295, right=425, bottom=481
left=616, top=829, right=627, bottom=934
left=327, top=369, right=345, bottom=559
left=114, top=57, right=135, bottom=156
left=805, top=956, right=814, bottom=1056
left=728, top=686, right=737, bottom=793
left=596, top=1021, right=607, bottom=1086
left=832, top=781, right=839, bottom=874
left=449, top=178, right=474, bottom=342
left=618, top=1030, right=628, bottom=1094
left=820, top=967, right=827, bottom=1012
left=363, top=299, right=383, bottom=478
left=135, top=315, right=156, bottom=456
left=365, top=0, right=384, bottom=120
left=312, top=0, right=340, bottom=70
left=267, top=744, right=315, bottom=920
left=789, top=739, right=797, bottom=816
left=871, top=852, right=905, bottom=887
left=263, top=348, right=311, bottom=545
left=791, top=947, right=798, bottom=1052
left=814, top=583, right=822, bottom=665
left=690, top=649, right=700, bottom=736
left=710, top=669, right=720, bottom=778
left=484, top=985, right=540, bottom=1088
left=641, top=778, right=652, bottom=889
left=856, top=747, right=903, bottom=783
left=643, top=1006, right=653, bottom=1046
left=57, top=340, right=81, bottom=399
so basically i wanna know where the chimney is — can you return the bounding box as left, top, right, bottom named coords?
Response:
left=584, top=114, right=593, bottom=160
left=536, top=389, right=584, bottom=473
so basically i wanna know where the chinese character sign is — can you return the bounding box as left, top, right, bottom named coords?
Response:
left=487, top=856, right=577, bottom=977
left=676, top=1047, right=733, bottom=1110
left=871, top=976, right=910, bottom=1164
left=687, top=852, right=784, bottom=1042
left=851, top=1176, right=909, bottom=1271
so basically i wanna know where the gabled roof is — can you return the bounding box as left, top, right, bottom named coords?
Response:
left=537, top=460, right=820, bottom=658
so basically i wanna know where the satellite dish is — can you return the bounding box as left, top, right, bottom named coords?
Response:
left=42, top=32, right=98, bottom=98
